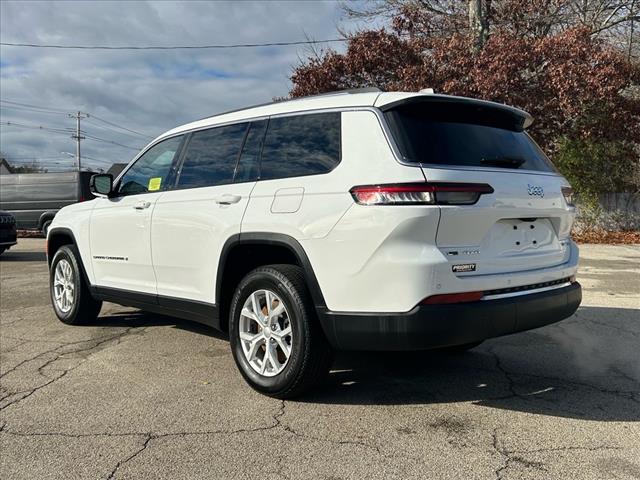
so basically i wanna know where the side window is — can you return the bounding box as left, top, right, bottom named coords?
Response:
left=260, top=112, right=341, bottom=180
left=118, top=136, right=183, bottom=195
left=234, top=120, right=267, bottom=183
left=178, top=123, right=248, bottom=189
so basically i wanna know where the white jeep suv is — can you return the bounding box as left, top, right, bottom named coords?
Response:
left=47, top=89, right=581, bottom=398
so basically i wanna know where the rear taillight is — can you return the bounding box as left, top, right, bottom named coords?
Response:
left=421, top=291, right=484, bottom=305
left=350, top=182, right=494, bottom=206
left=561, top=186, right=574, bottom=207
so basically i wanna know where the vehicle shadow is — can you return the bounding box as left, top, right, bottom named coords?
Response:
left=91, top=310, right=229, bottom=341
left=92, top=306, right=639, bottom=421
left=304, top=306, right=640, bottom=422
left=0, top=251, right=47, bottom=262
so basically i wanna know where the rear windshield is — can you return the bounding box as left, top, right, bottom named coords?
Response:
left=384, top=102, right=556, bottom=172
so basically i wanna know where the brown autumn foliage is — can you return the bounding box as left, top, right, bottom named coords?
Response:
left=290, top=26, right=639, bottom=154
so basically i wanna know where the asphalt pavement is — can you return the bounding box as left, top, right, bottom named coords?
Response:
left=1, top=239, right=639, bottom=479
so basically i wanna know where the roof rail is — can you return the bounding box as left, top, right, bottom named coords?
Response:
left=313, top=87, right=382, bottom=97
left=197, top=87, right=382, bottom=123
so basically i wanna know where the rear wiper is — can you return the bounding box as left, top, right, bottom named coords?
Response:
left=480, top=157, right=526, bottom=168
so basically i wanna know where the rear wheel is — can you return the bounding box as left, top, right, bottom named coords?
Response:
left=229, top=265, right=332, bottom=398
left=50, top=245, right=102, bottom=325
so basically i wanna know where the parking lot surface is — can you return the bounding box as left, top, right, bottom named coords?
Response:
left=1, top=238, right=639, bottom=479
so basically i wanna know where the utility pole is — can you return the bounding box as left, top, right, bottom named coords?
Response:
left=68, top=111, right=87, bottom=172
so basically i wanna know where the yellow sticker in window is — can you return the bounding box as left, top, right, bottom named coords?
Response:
left=148, top=177, right=162, bottom=191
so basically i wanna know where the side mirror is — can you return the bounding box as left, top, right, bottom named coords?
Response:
left=90, top=174, right=114, bottom=197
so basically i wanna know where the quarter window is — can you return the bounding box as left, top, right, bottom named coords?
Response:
left=178, top=123, right=248, bottom=188
left=117, top=136, right=183, bottom=195
left=260, top=112, right=341, bottom=180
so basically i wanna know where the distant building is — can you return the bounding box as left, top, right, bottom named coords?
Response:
left=0, top=158, right=14, bottom=175
left=106, top=163, right=127, bottom=178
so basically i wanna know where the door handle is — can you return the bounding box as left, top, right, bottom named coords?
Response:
left=214, top=194, right=242, bottom=205
left=133, top=201, right=151, bottom=210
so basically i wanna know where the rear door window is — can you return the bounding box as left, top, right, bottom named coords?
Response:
left=260, top=112, right=341, bottom=180
left=384, top=102, right=556, bottom=172
left=178, top=123, right=248, bottom=188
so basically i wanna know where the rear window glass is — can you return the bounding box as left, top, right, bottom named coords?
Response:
left=260, top=112, right=341, bottom=180
left=178, top=123, right=248, bottom=188
left=384, top=103, right=556, bottom=172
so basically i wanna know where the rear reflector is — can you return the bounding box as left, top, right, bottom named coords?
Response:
left=350, top=182, right=493, bottom=206
left=561, top=186, right=574, bottom=207
left=421, top=291, right=484, bottom=305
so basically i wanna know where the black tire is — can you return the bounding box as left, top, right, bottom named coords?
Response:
left=229, top=264, right=332, bottom=399
left=439, top=341, right=483, bottom=354
left=49, top=245, right=102, bottom=325
left=0, top=247, right=5, bottom=256
left=42, top=220, right=52, bottom=236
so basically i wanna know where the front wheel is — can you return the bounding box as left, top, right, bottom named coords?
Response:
left=50, top=245, right=102, bottom=325
left=229, top=265, right=332, bottom=399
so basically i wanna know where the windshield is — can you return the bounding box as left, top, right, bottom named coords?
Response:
left=384, top=102, right=556, bottom=172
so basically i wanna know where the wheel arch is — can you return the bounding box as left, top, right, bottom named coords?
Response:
left=216, top=233, right=327, bottom=332
left=38, top=211, right=58, bottom=231
left=47, top=227, right=94, bottom=290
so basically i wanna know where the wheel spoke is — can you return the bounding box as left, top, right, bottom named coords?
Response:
left=240, top=331, right=259, bottom=343
left=250, top=292, right=264, bottom=324
left=247, top=337, right=263, bottom=362
left=269, top=302, right=285, bottom=319
left=265, top=291, right=273, bottom=315
left=241, top=307, right=261, bottom=326
left=279, top=325, right=292, bottom=337
left=274, top=336, right=290, bottom=359
left=260, top=349, right=269, bottom=374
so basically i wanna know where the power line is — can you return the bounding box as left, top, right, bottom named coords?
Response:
left=1, top=120, right=141, bottom=150
left=1, top=98, right=155, bottom=140
left=0, top=38, right=347, bottom=50
left=0, top=105, right=69, bottom=116
left=84, top=118, right=148, bottom=140
left=2, top=155, right=70, bottom=160
left=86, top=114, right=154, bottom=139
left=83, top=133, right=142, bottom=150
left=0, top=121, right=73, bottom=135
left=0, top=99, right=69, bottom=114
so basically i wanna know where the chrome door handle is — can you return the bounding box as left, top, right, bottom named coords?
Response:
left=214, top=194, right=242, bottom=205
left=133, top=201, right=151, bottom=210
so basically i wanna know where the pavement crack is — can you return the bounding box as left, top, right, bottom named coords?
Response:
left=0, top=327, right=145, bottom=412
left=105, top=434, right=153, bottom=480
left=492, top=430, right=547, bottom=479
left=486, top=347, right=639, bottom=405
left=488, top=348, right=521, bottom=400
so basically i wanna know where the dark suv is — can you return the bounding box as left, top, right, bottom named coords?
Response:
left=0, top=210, right=17, bottom=255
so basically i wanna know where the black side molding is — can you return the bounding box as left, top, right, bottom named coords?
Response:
left=91, top=286, right=220, bottom=328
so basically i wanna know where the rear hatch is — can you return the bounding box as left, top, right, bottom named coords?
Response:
left=382, top=95, right=574, bottom=276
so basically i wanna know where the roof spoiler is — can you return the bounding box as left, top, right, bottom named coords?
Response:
left=379, top=94, right=533, bottom=131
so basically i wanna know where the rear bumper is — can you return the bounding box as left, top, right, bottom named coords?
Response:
left=0, top=229, right=17, bottom=248
left=318, top=282, right=581, bottom=351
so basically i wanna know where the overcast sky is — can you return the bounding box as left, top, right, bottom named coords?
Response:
left=0, top=0, right=366, bottom=172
